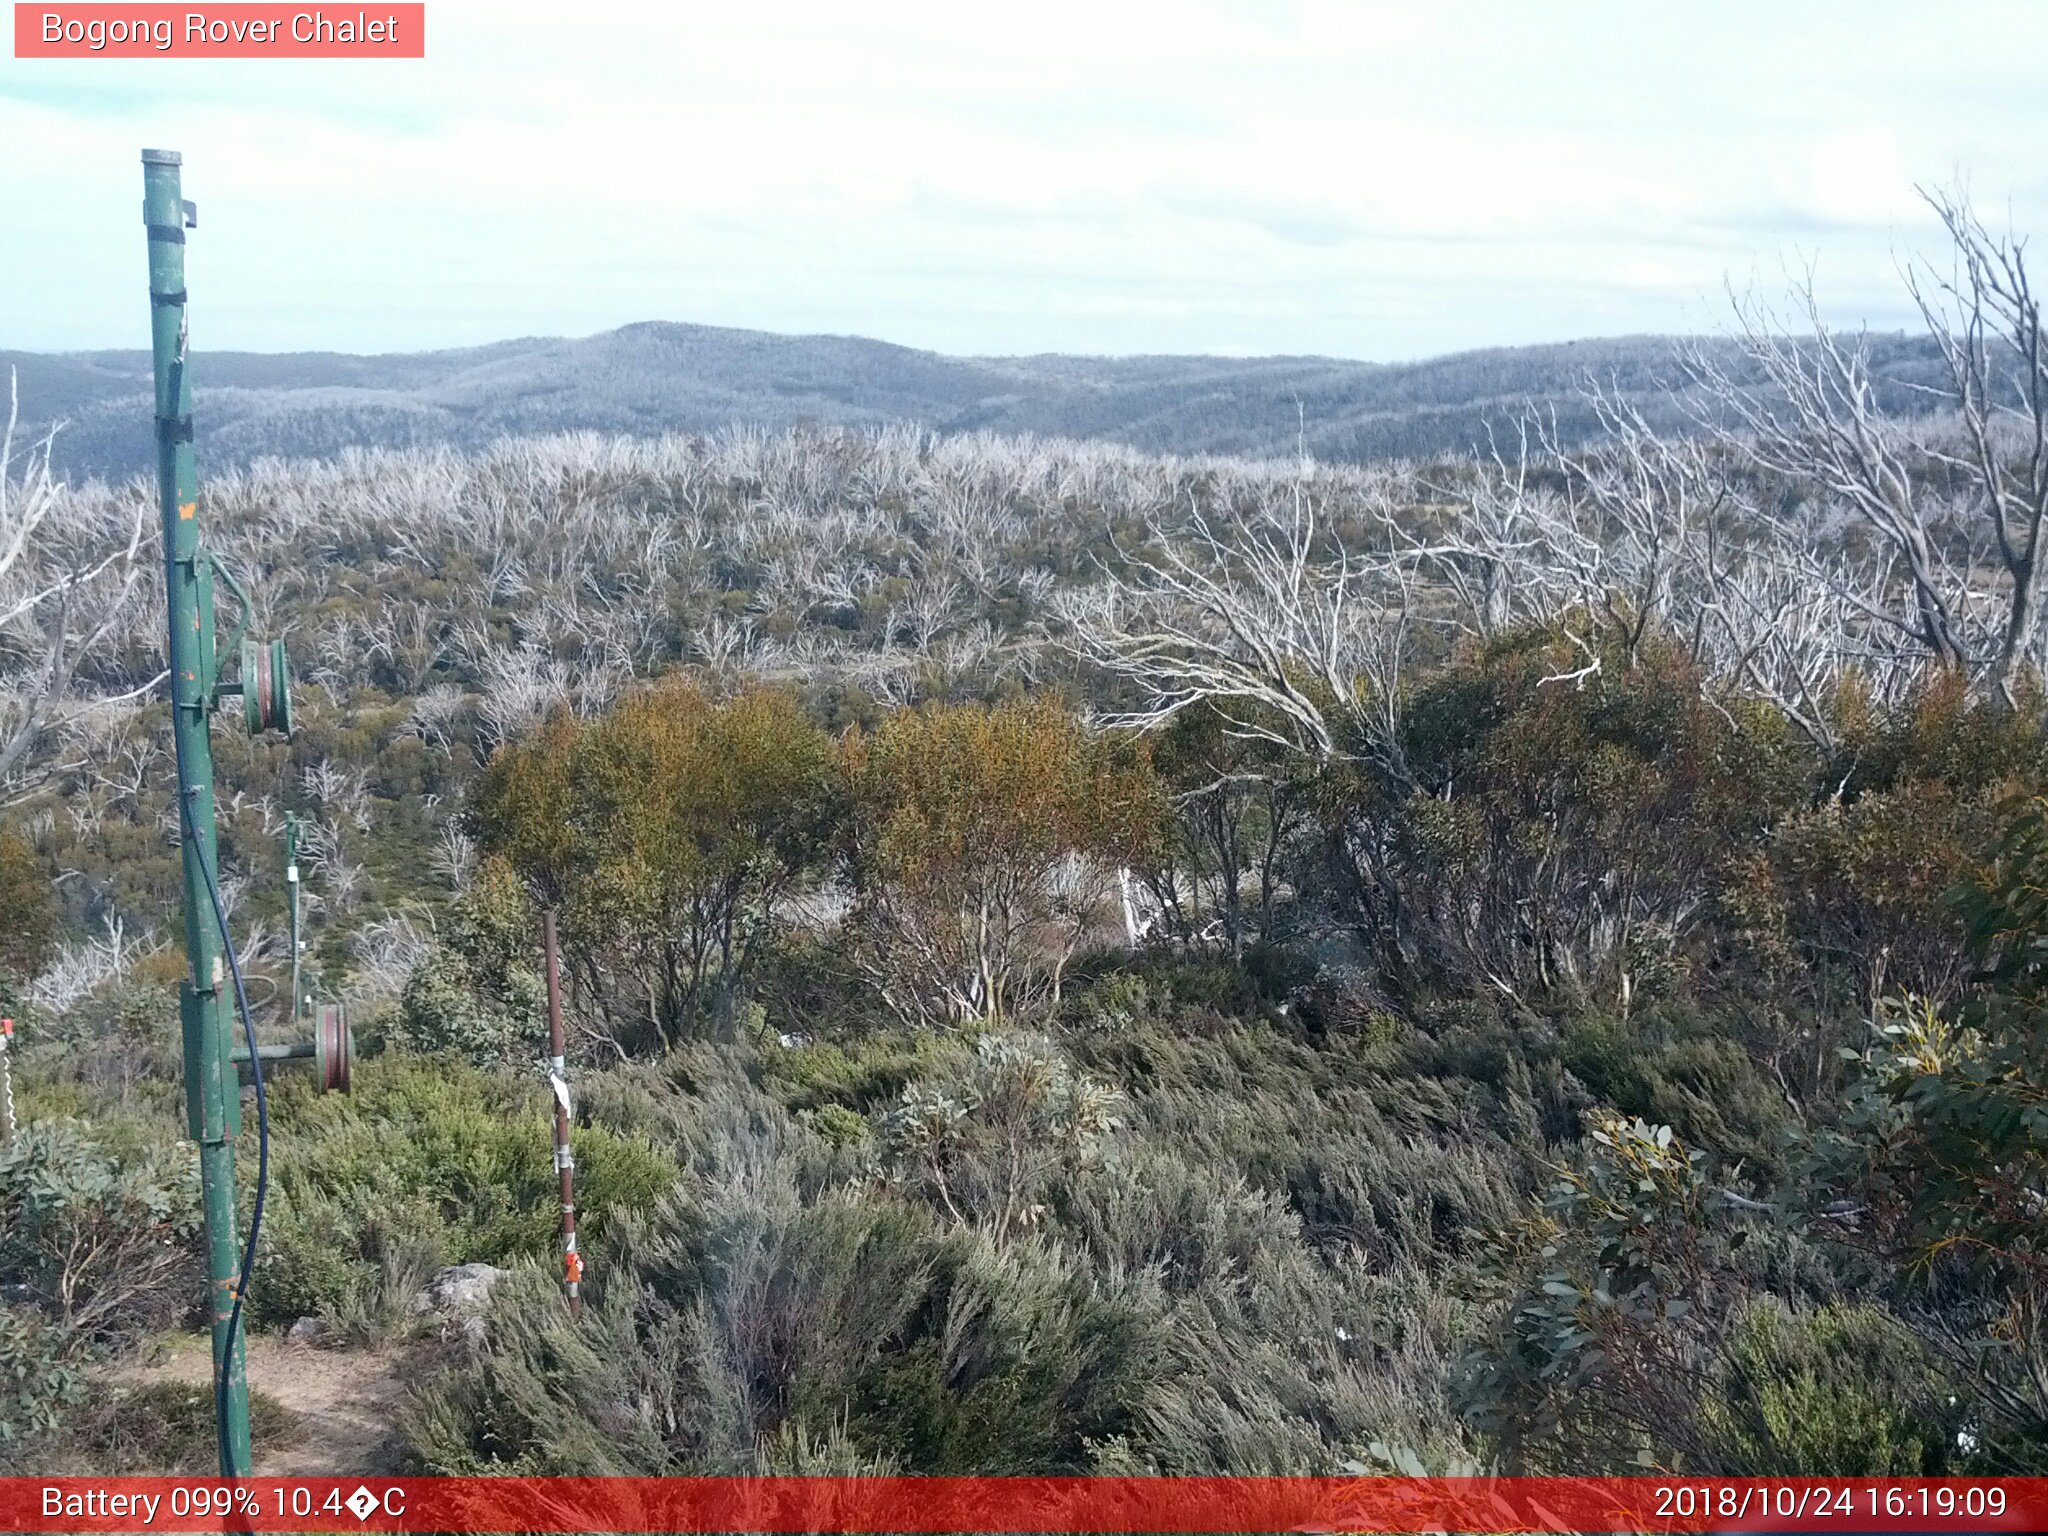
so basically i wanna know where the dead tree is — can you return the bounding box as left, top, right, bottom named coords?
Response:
left=1687, top=188, right=2048, bottom=703
left=1907, top=188, right=2048, bottom=702
left=0, top=374, right=152, bottom=793
left=1065, top=476, right=1412, bottom=770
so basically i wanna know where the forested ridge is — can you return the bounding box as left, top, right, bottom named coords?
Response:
left=2, top=198, right=2046, bottom=1478
left=4, top=323, right=1950, bottom=483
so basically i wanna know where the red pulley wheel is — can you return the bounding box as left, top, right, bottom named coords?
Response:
left=239, top=637, right=293, bottom=736
left=314, top=1003, right=352, bottom=1093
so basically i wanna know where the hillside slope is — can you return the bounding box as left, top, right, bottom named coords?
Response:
left=4, top=321, right=1946, bottom=481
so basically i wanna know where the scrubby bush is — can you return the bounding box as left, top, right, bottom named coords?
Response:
left=855, top=1230, right=1158, bottom=1473
left=409, top=1187, right=1161, bottom=1477
left=871, top=1032, right=1122, bottom=1245
left=399, top=996, right=1502, bottom=1478
left=0, top=1308, right=86, bottom=1447
left=471, top=682, right=841, bottom=1050
left=1805, top=803, right=2048, bottom=1469
left=0, top=1119, right=200, bottom=1347
left=1555, top=1005, right=1796, bottom=1175
left=1138, top=702, right=1312, bottom=954
left=753, top=1030, right=946, bottom=1118
left=404, top=1179, right=945, bottom=1473
left=1071, top=1017, right=1527, bottom=1271
left=0, top=1118, right=200, bottom=1456
left=1698, top=1299, right=1957, bottom=1474
left=252, top=1053, right=678, bottom=1332
left=9, top=976, right=184, bottom=1121
left=1380, top=628, right=1809, bottom=1005
left=843, top=699, right=1161, bottom=1027
left=1456, top=1112, right=1732, bottom=1472
left=0, top=827, right=59, bottom=1010
left=60, top=1381, right=300, bottom=1474
left=395, top=857, right=545, bottom=1067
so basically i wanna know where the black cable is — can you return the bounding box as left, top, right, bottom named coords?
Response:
left=171, top=726, right=269, bottom=1481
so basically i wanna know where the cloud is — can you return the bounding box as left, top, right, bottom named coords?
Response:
left=3, top=0, right=2045, bottom=357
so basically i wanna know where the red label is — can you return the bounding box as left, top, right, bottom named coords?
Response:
left=13, top=4, right=424, bottom=57
left=0, top=1477, right=2043, bottom=1533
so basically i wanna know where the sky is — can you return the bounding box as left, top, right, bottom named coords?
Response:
left=3, top=0, right=2047, bottom=360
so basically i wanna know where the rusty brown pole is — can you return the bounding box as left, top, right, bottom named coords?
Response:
left=542, top=910, right=582, bottom=1317
left=1, top=1017, right=17, bottom=1146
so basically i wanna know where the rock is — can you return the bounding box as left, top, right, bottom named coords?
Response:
left=286, top=1315, right=328, bottom=1346
left=410, top=1262, right=508, bottom=1317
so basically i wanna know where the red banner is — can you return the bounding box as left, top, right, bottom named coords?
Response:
left=13, top=5, right=424, bottom=58
left=3, top=1476, right=2043, bottom=1533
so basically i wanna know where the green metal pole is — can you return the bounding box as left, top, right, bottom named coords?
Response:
left=143, top=147, right=252, bottom=1478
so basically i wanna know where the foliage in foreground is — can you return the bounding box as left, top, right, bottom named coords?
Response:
left=8, top=423, right=2048, bottom=1475
left=250, top=1053, right=679, bottom=1336
left=0, top=1116, right=200, bottom=1444
left=401, top=1014, right=1484, bottom=1475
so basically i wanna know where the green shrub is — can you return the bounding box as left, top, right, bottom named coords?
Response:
left=855, top=1232, right=1158, bottom=1472
left=0, top=1120, right=200, bottom=1346
left=407, top=1173, right=1160, bottom=1477
left=1457, top=1113, right=1728, bottom=1472
left=394, top=859, right=545, bottom=1068
left=801, top=1104, right=869, bottom=1148
left=13, top=978, right=184, bottom=1121
left=1073, top=1020, right=1526, bottom=1270
left=64, top=1381, right=300, bottom=1473
left=1090, top=1237, right=1473, bottom=1474
left=754, top=1031, right=944, bottom=1117
left=1699, top=1298, right=1955, bottom=1474
left=871, top=1032, right=1122, bottom=1246
left=405, top=1187, right=944, bottom=1474
left=749, top=932, right=892, bottom=1045
left=471, top=682, right=843, bottom=1048
left=0, top=1308, right=85, bottom=1445
left=252, top=1052, right=677, bottom=1330
left=841, top=699, right=1161, bottom=1028
left=1061, top=1143, right=1304, bottom=1296
left=1557, top=1007, right=1794, bottom=1173
left=0, top=827, right=59, bottom=999
left=1385, top=627, right=1809, bottom=1002
left=256, top=1196, right=406, bottom=1326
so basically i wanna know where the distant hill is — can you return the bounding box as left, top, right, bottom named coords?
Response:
left=1, top=321, right=1949, bottom=482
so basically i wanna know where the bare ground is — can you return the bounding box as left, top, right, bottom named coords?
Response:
left=114, top=1331, right=412, bottom=1476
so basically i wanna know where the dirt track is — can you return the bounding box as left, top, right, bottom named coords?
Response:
left=116, top=1331, right=410, bottom=1476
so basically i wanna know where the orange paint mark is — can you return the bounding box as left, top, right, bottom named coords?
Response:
left=179, top=501, right=197, bottom=519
